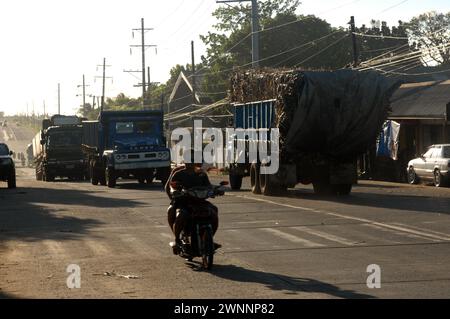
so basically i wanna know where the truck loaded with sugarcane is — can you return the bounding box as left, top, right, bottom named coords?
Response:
left=226, top=69, right=400, bottom=196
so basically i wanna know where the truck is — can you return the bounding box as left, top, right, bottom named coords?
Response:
left=227, top=69, right=400, bottom=196
left=33, top=115, right=87, bottom=181
left=82, top=110, right=171, bottom=188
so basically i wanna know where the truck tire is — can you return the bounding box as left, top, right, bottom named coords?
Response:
left=138, top=178, right=146, bottom=184
left=105, top=167, right=116, bottom=188
left=43, top=170, right=54, bottom=182
left=259, top=172, right=282, bottom=196
left=91, top=165, right=99, bottom=185
left=36, top=166, right=42, bottom=181
left=332, top=184, right=352, bottom=195
left=157, top=167, right=171, bottom=185
left=250, top=163, right=261, bottom=194
left=99, top=172, right=107, bottom=186
left=313, top=182, right=333, bottom=195
left=7, top=172, right=16, bottom=189
left=229, top=174, right=243, bottom=190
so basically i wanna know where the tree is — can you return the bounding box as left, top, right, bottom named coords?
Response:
left=406, top=11, right=450, bottom=66
left=199, top=0, right=355, bottom=102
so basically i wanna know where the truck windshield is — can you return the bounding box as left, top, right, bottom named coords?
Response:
left=48, top=131, right=82, bottom=147
left=0, top=144, right=9, bottom=155
left=115, top=121, right=157, bottom=135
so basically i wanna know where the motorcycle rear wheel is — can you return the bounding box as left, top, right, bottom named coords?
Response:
left=201, top=228, right=214, bottom=270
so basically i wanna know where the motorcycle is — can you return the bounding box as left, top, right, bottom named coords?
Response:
left=169, top=181, right=227, bottom=270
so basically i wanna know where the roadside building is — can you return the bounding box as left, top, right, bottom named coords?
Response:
left=370, top=79, right=450, bottom=182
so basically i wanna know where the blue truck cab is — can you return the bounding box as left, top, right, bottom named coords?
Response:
left=82, top=110, right=171, bottom=188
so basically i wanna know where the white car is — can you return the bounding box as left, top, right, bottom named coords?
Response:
left=407, top=144, right=450, bottom=187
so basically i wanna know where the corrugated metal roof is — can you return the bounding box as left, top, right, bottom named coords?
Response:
left=389, top=80, right=450, bottom=119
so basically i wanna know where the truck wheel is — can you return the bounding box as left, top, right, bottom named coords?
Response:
left=91, top=173, right=99, bottom=185
left=313, top=182, right=333, bottom=195
left=43, top=170, right=54, bottom=182
left=7, top=172, right=16, bottom=189
left=138, top=178, right=146, bottom=184
left=259, top=172, right=281, bottom=196
left=106, top=167, right=116, bottom=188
left=250, top=164, right=261, bottom=194
left=157, top=167, right=171, bottom=185
left=146, top=177, right=154, bottom=184
left=229, top=174, right=243, bottom=190
left=332, top=184, right=352, bottom=195
left=99, top=172, right=107, bottom=186
left=36, top=166, right=42, bottom=181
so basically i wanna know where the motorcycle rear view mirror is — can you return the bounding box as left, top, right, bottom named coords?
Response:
left=220, top=181, right=229, bottom=186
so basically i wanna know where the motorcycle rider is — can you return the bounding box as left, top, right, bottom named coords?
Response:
left=165, top=151, right=220, bottom=253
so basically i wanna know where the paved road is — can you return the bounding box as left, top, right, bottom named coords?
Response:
left=1, top=123, right=450, bottom=299
left=1, top=167, right=449, bottom=298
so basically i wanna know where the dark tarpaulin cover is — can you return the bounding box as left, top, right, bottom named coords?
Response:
left=286, top=70, right=401, bottom=158
left=230, top=69, right=401, bottom=160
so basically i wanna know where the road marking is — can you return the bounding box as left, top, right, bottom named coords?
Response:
left=84, top=239, right=110, bottom=256
left=261, top=228, right=324, bottom=247
left=363, top=223, right=440, bottom=242
left=235, top=194, right=450, bottom=242
left=42, top=240, right=67, bottom=258
left=292, top=226, right=356, bottom=246
left=160, top=232, right=173, bottom=239
left=223, top=228, right=284, bottom=250
left=391, top=223, right=450, bottom=239
left=119, top=234, right=162, bottom=258
left=2, top=129, right=9, bottom=141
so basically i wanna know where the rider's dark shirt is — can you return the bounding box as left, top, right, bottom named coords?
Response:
left=171, top=169, right=211, bottom=190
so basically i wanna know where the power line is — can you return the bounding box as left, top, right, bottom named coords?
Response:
left=376, top=0, right=411, bottom=15
left=294, top=34, right=350, bottom=67
left=352, top=32, right=408, bottom=40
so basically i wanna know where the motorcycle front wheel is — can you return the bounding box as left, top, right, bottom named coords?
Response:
left=201, top=227, right=214, bottom=270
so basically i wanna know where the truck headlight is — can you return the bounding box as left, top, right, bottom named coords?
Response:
left=161, top=152, right=170, bottom=160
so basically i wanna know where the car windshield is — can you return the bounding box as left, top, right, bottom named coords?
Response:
left=0, top=144, right=9, bottom=155
left=48, top=131, right=82, bottom=147
left=443, top=146, right=450, bottom=158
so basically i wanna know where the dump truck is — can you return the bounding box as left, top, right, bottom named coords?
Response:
left=227, top=69, right=400, bottom=196
left=82, top=110, right=171, bottom=188
left=33, top=115, right=87, bottom=181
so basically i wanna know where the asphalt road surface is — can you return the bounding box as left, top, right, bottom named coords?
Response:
left=1, top=124, right=450, bottom=299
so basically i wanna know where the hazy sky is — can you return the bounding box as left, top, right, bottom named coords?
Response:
left=0, top=0, right=448, bottom=116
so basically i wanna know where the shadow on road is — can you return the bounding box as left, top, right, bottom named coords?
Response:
left=0, top=291, right=18, bottom=299
left=259, top=187, right=450, bottom=216
left=204, top=264, right=375, bottom=299
left=0, top=186, right=143, bottom=246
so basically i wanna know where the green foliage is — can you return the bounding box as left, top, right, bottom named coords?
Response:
left=406, top=11, right=450, bottom=65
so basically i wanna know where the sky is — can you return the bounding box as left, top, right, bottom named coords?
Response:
left=0, top=0, right=448, bottom=116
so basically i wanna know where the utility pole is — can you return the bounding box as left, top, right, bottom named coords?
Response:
left=147, top=66, right=151, bottom=91
left=216, top=0, right=260, bottom=67
left=43, top=100, right=46, bottom=118
left=349, top=16, right=359, bottom=67
left=128, top=18, right=157, bottom=109
left=95, top=58, right=112, bottom=112
left=191, top=40, right=196, bottom=104
left=77, top=74, right=90, bottom=111
left=101, top=59, right=106, bottom=111
left=56, top=84, right=60, bottom=115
